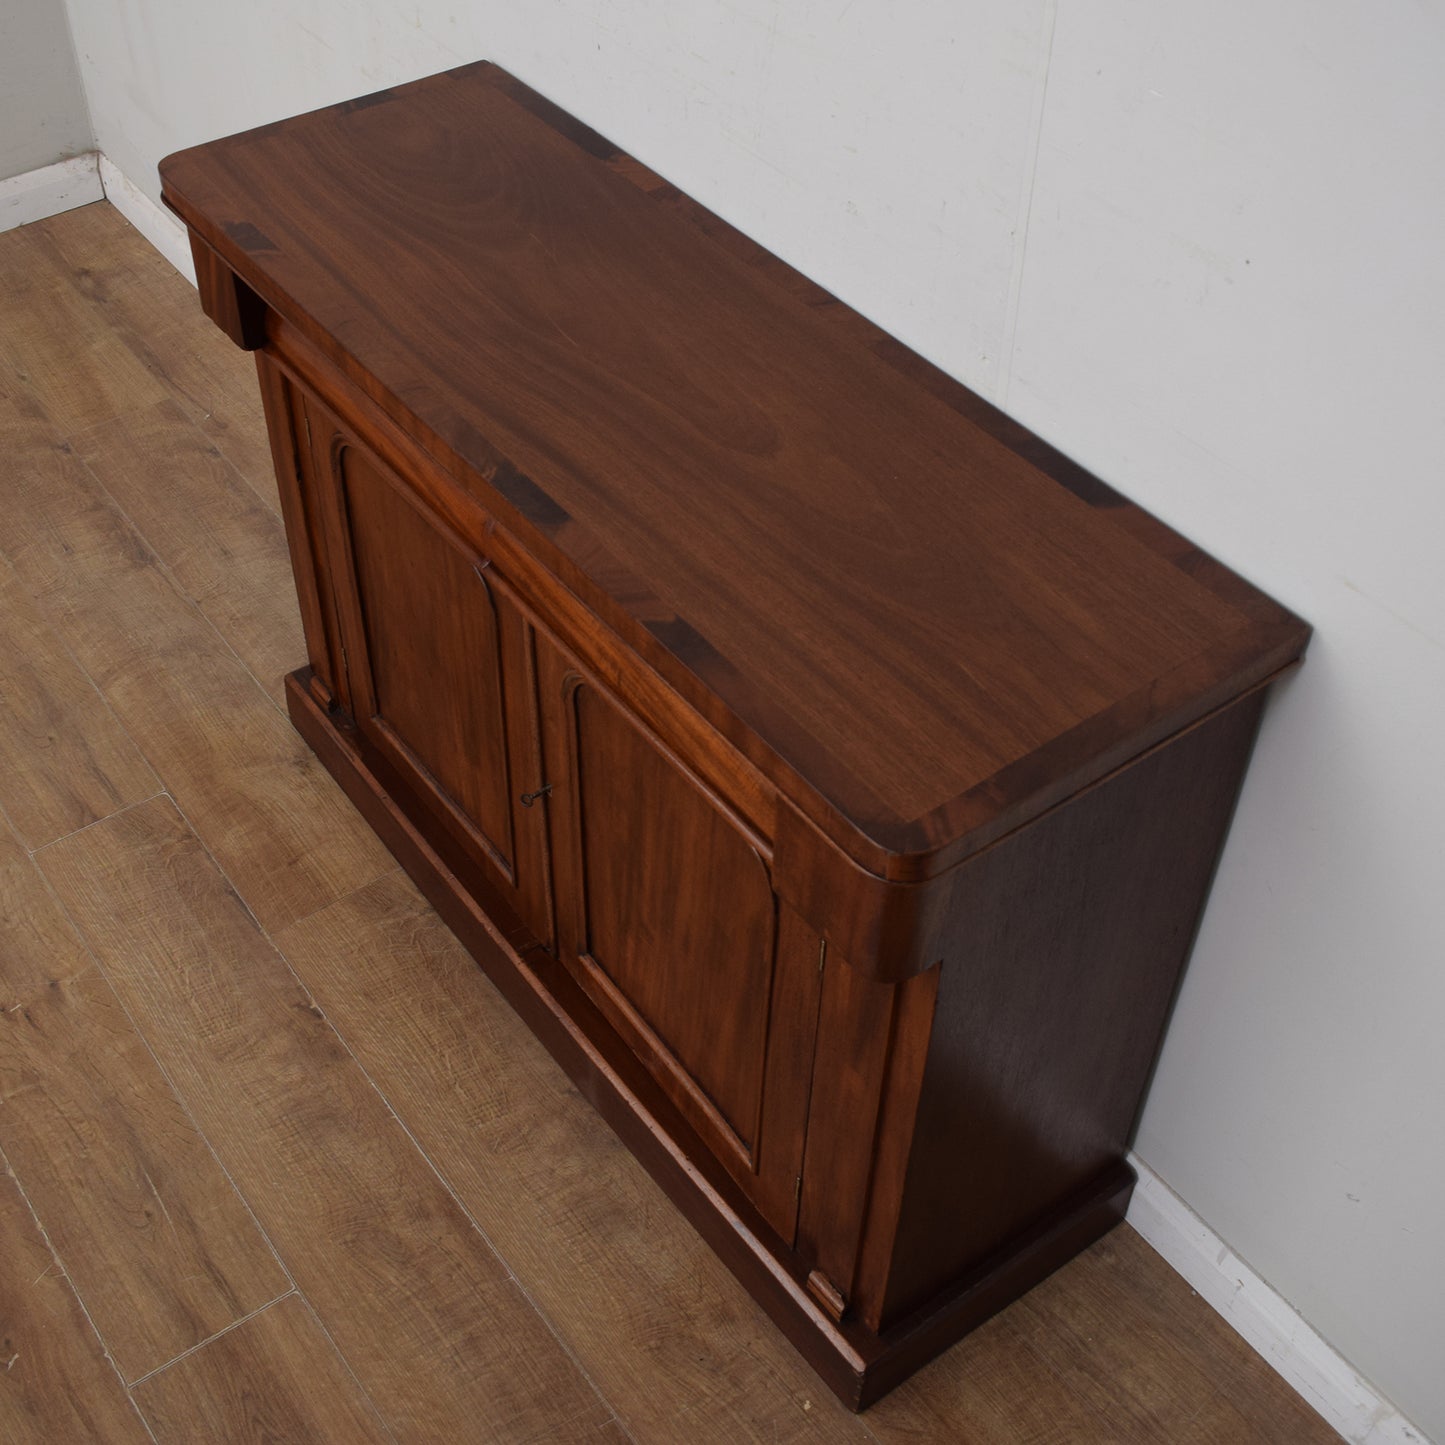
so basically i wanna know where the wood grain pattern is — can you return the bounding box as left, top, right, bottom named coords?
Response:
left=0, top=849, right=289, bottom=1382
left=1013, top=1229, right=1333, bottom=1444
left=275, top=868, right=871, bottom=1445
left=866, top=1305, right=1138, bottom=1444
left=298, top=393, right=558, bottom=945
left=795, top=958, right=898, bottom=1311
left=560, top=665, right=776, bottom=1159
left=28, top=203, right=280, bottom=514
left=328, top=430, right=518, bottom=868
left=71, top=398, right=303, bottom=708
left=160, top=62, right=1309, bottom=864
left=0, top=222, right=173, bottom=435
left=877, top=692, right=1267, bottom=1329
left=133, top=1294, right=392, bottom=1445
left=0, top=1161, right=153, bottom=1445
left=0, top=559, right=156, bottom=849
left=39, top=795, right=620, bottom=1444
left=1066, top=1228, right=1339, bottom=1441
left=0, top=437, right=392, bottom=933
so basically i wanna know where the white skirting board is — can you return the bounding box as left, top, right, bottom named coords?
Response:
left=0, top=154, right=104, bottom=234
left=98, top=154, right=195, bottom=284
left=1127, top=1158, right=1431, bottom=1444
left=0, top=152, right=192, bottom=289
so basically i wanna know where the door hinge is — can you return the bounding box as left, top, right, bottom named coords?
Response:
left=303, top=409, right=313, bottom=450
left=794, top=1173, right=803, bottom=1202
left=818, top=939, right=827, bottom=973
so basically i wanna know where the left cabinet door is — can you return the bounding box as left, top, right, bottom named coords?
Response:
left=272, top=368, right=552, bottom=947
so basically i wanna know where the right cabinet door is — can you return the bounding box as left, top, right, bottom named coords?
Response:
left=534, top=630, right=821, bottom=1241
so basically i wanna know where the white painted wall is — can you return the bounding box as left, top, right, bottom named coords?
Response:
left=58, top=0, right=1445, bottom=1435
left=1010, top=9, right=1445, bottom=1436
left=0, top=0, right=91, bottom=179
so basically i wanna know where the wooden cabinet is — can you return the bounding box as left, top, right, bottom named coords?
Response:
left=161, top=61, right=1310, bottom=1409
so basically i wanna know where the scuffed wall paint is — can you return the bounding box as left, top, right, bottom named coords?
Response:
left=1, top=0, right=91, bottom=179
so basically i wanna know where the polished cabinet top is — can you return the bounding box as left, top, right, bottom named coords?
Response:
left=160, top=62, right=1308, bottom=872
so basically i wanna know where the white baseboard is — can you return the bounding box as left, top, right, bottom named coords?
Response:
left=0, top=154, right=104, bottom=234
left=1127, top=1158, right=1431, bottom=1444
left=98, top=154, right=195, bottom=285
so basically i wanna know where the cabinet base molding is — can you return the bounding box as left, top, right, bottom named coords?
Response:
left=287, top=668, right=1133, bottom=1410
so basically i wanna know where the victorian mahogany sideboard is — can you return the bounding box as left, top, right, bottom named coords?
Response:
left=160, top=62, right=1309, bottom=1408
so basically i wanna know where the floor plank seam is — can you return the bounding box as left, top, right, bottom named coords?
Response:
left=285, top=1289, right=406, bottom=1445
left=158, top=760, right=388, bottom=974
left=0, top=547, right=167, bottom=835
left=26, top=788, right=169, bottom=856
left=161, top=781, right=391, bottom=965
left=0, top=1142, right=160, bottom=1444
left=272, top=862, right=408, bottom=939
left=23, top=834, right=305, bottom=1309
left=67, top=443, right=295, bottom=724
left=266, top=924, right=635, bottom=1439
left=186, top=407, right=285, bottom=525
left=123, top=1289, right=297, bottom=1389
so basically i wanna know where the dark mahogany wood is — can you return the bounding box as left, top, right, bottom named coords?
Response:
left=533, top=625, right=820, bottom=1239
left=159, top=61, right=1309, bottom=879
left=862, top=687, right=1270, bottom=1331
left=162, top=62, right=1310, bottom=1410
left=189, top=232, right=267, bottom=350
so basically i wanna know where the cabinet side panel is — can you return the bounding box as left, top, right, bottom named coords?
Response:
left=878, top=690, right=1267, bottom=1327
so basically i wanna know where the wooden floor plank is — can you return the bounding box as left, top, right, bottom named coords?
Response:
left=0, top=849, right=290, bottom=1383
left=133, top=1294, right=393, bottom=1445
left=0, top=558, right=157, bottom=849
left=25, top=203, right=281, bottom=513
left=1, top=434, right=391, bottom=934
left=861, top=1307, right=1123, bottom=1445
left=72, top=398, right=303, bottom=706
left=0, top=222, right=174, bottom=436
left=0, top=1160, right=153, bottom=1445
left=1021, top=1230, right=1339, bottom=1444
left=40, top=795, right=622, bottom=1445
left=276, top=870, right=871, bottom=1445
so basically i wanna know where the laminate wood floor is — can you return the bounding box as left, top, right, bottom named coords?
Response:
left=0, top=202, right=1339, bottom=1444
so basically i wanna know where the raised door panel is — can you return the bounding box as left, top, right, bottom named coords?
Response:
left=339, top=441, right=516, bottom=869
left=536, top=632, right=820, bottom=1240
left=297, top=390, right=551, bottom=945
